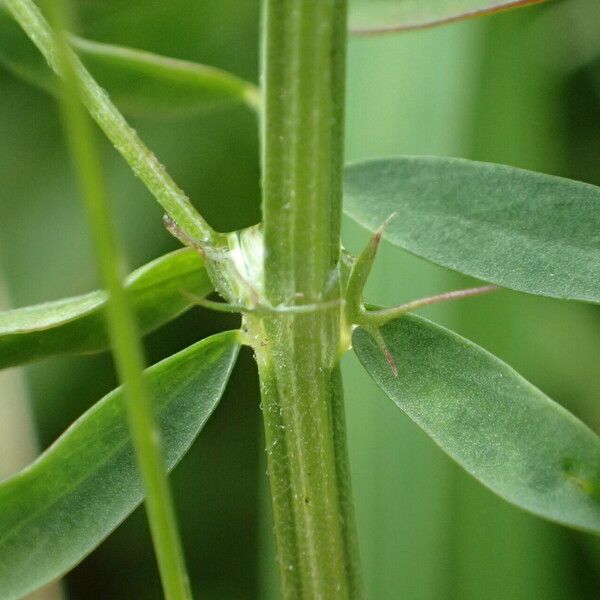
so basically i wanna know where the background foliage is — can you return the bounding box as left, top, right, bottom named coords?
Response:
left=0, top=0, right=599, bottom=598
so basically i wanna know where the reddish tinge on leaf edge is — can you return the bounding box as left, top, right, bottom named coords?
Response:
left=350, top=0, right=547, bottom=35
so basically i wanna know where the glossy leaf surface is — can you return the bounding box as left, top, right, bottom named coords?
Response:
left=344, top=156, right=600, bottom=303
left=353, top=315, right=600, bottom=534
left=349, top=0, right=545, bottom=34
left=0, top=248, right=212, bottom=369
left=0, top=331, right=240, bottom=599
left=0, top=6, right=258, bottom=115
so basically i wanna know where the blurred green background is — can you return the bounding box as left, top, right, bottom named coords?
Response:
left=0, top=0, right=599, bottom=598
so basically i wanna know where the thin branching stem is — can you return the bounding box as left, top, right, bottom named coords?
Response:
left=42, top=1, right=193, bottom=598
left=365, top=284, right=499, bottom=328
left=5, top=0, right=214, bottom=244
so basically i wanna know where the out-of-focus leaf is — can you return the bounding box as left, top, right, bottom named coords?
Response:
left=0, top=330, right=240, bottom=600
left=0, top=248, right=213, bottom=369
left=344, top=156, right=600, bottom=303
left=353, top=314, right=600, bottom=534
left=0, top=5, right=259, bottom=115
left=70, top=37, right=260, bottom=116
left=349, top=0, right=546, bottom=34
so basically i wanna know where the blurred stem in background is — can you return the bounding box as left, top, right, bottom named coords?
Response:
left=38, top=0, right=192, bottom=597
left=0, top=1, right=262, bottom=596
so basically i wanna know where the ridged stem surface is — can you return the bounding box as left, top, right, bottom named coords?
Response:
left=257, top=1, right=361, bottom=597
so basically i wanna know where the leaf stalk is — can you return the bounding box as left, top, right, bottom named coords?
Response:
left=345, top=221, right=500, bottom=333
left=365, top=284, right=499, bottom=329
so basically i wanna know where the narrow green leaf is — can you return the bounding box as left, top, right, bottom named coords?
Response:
left=0, top=5, right=259, bottom=115
left=349, top=0, right=546, bottom=34
left=0, top=330, right=240, bottom=600
left=353, top=315, right=600, bottom=535
left=70, top=37, right=260, bottom=116
left=0, top=248, right=212, bottom=368
left=344, top=156, right=600, bottom=303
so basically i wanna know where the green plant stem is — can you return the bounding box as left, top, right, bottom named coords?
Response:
left=43, top=2, right=192, bottom=599
left=365, top=284, right=499, bottom=328
left=4, top=0, right=213, bottom=244
left=256, top=1, right=361, bottom=597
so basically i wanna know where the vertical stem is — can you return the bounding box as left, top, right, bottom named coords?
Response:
left=257, top=1, right=361, bottom=597
left=42, top=2, right=192, bottom=599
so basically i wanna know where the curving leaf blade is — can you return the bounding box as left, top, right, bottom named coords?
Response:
left=349, top=0, right=546, bottom=34
left=353, top=315, right=600, bottom=534
left=0, top=6, right=258, bottom=115
left=0, top=248, right=213, bottom=369
left=0, top=331, right=240, bottom=600
left=71, top=37, right=259, bottom=116
left=344, top=156, right=600, bottom=303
